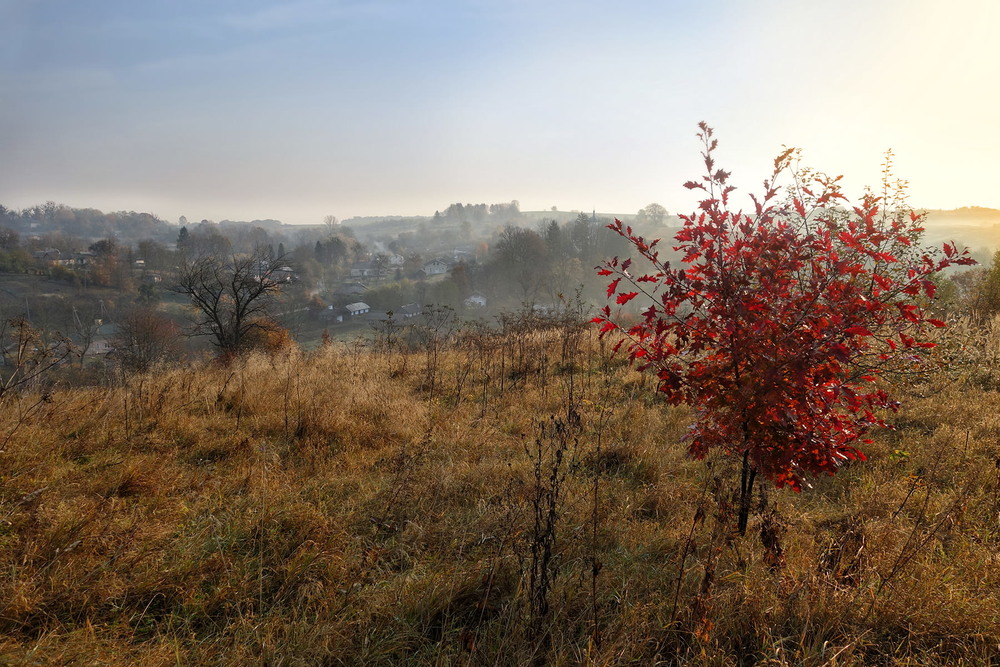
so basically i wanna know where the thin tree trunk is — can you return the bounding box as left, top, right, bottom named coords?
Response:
left=737, top=451, right=757, bottom=536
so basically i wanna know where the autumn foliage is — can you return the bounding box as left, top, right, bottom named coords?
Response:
left=594, top=124, right=974, bottom=496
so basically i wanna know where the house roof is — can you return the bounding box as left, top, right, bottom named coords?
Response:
left=399, top=303, right=422, bottom=316
left=345, top=302, right=370, bottom=313
left=337, top=281, right=368, bottom=294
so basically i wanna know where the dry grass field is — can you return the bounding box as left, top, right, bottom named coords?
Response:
left=2, top=314, right=1000, bottom=665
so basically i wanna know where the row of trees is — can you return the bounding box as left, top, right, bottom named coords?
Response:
left=432, top=201, right=521, bottom=225
left=474, top=214, right=634, bottom=304
left=0, top=203, right=172, bottom=243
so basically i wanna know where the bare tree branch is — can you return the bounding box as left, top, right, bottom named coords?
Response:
left=172, top=246, right=288, bottom=358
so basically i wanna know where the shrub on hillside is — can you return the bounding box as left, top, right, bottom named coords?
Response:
left=594, top=124, right=974, bottom=533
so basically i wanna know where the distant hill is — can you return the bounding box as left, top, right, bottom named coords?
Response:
left=923, top=206, right=1000, bottom=223
left=921, top=207, right=1000, bottom=261
left=6, top=200, right=999, bottom=258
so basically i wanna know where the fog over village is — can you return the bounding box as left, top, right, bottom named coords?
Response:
left=3, top=1, right=1000, bottom=664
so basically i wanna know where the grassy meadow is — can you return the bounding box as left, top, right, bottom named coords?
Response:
left=2, top=313, right=1000, bottom=665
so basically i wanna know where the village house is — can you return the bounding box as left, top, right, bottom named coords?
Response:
left=254, top=262, right=297, bottom=284
left=272, top=266, right=297, bottom=283
left=87, top=322, right=120, bottom=356
left=422, top=258, right=450, bottom=275
left=317, top=306, right=350, bottom=323
left=319, top=306, right=350, bottom=323
left=31, top=248, right=61, bottom=264
left=464, top=293, right=487, bottom=309
left=344, top=302, right=371, bottom=317
left=398, top=303, right=422, bottom=319
left=335, top=281, right=368, bottom=297
left=349, top=262, right=378, bottom=279
left=67, top=251, right=96, bottom=266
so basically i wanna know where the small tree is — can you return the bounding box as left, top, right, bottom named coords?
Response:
left=177, top=226, right=190, bottom=252
left=0, top=227, right=19, bottom=250
left=1, top=317, right=73, bottom=402
left=173, top=247, right=289, bottom=360
left=112, top=307, right=182, bottom=373
left=241, top=317, right=295, bottom=356
left=594, top=124, right=973, bottom=534
left=972, top=249, right=1000, bottom=315
left=69, top=302, right=105, bottom=367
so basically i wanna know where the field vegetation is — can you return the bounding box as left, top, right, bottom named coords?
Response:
left=2, top=305, right=1000, bottom=665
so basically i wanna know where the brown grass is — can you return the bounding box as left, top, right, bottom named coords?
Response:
left=1, top=320, right=999, bottom=665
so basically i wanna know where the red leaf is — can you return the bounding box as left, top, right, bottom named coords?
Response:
left=606, top=277, right=621, bottom=298
left=616, top=291, right=639, bottom=305
left=927, top=318, right=946, bottom=328
left=845, top=326, right=873, bottom=337
left=897, top=303, right=920, bottom=322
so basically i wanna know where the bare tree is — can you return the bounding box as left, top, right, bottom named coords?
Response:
left=111, top=307, right=182, bottom=373
left=1, top=317, right=73, bottom=402
left=172, top=247, right=288, bottom=358
left=70, top=303, right=102, bottom=367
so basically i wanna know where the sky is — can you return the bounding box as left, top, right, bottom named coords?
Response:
left=1, top=0, right=998, bottom=225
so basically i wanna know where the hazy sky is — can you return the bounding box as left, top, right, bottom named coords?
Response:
left=2, top=0, right=998, bottom=224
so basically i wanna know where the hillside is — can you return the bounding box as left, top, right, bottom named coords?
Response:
left=923, top=207, right=1000, bottom=259
left=1, top=316, right=1000, bottom=664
